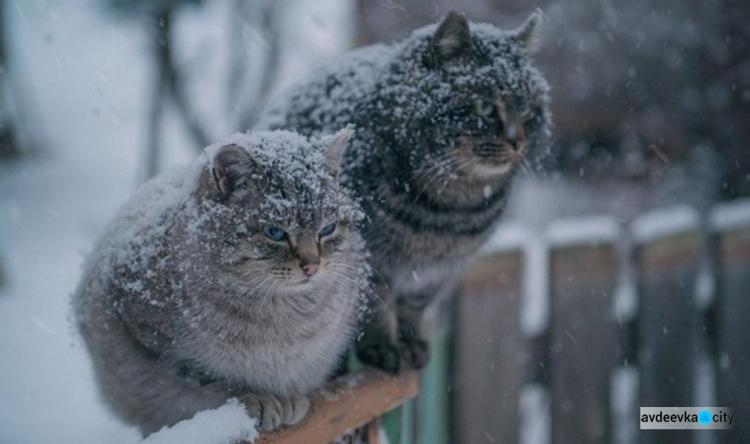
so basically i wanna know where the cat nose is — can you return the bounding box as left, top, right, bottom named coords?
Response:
left=505, top=123, right=525, bottom=151
left=302, top=263, right=319, bottom=277
left=505, top=124, right=519, bottom=147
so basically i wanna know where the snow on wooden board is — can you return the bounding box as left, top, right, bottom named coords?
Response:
left=545, top=214, right=621, bottom=247
left=141, top=399, right=258, bottom=444
left=479, top=224, right=549, bottom=337
left=631, top=205, right=701, bottom=244
left=709, top=198, right=750, bottom=232
left=482, top=223, right=533, bottom=253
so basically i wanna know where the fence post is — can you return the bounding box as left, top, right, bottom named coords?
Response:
left=710, top=199, right=750, bottom=444
left=547, top=216, right=620, bottom=444
left=633, top=206, right=703, bottom=444
left=453, top=225, right=530, bottom=444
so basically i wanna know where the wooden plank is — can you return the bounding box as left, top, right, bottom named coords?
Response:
left=254, top=370, right=419, bottom=444
left=549, top=243, right=619, bottom=444
left=716, top=226, right=750, bottom=444
left=453, top=251, right=527, bottom=444
left=637, top=231, right=701, bottom=444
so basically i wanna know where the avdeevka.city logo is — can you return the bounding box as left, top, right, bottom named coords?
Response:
left=640, top=407, right=734, bottom=430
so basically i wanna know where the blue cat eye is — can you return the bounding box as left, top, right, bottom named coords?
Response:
left=474, top=99, right=495, bottom=117
left=262, top=226, right=287, bottom=242
left=318, top=223, right=336, bottom=238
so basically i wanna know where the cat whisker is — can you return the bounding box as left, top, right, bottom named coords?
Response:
left=325, top=264, right=388, bottom=313
left=520, top=158, right=538, bottom=178
left=411, top=158, right=458, bottom=205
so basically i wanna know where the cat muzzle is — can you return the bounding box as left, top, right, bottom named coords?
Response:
left=302, top=263, right=319, bottom=277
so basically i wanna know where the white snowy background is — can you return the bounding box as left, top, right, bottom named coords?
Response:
left=0, top=0, right=351, bottom=442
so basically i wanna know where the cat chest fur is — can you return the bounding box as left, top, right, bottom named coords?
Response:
left=181, top=293, right=355, bottom=395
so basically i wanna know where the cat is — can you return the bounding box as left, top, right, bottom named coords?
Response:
left=256, top=11, right=551, bottom=373
left=72, top=129, right=369, bottom=435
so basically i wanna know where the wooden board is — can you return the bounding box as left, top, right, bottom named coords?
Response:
left=254, top=370, right=418, bottom=444
left=453, top=252, right=528, bottom=444
left=637, top=232, right=701, bottom=444
left=716, top=227, right=750, bottom=444
left=549, top=243, right=618, bottom=444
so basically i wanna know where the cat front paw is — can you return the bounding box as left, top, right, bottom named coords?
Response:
left=398, top=337, right=430, bottom=370
left=356, top=342, right=403, bottom=374
left=357, top=337, right=430, bottom=374
left=242, top=393, right=309, bottom=431
left=281, top=394, right=310, bottom=426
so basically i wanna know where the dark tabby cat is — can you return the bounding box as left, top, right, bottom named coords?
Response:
left=257, top=12, right=551, bottom=373
left=73, top=130, right=368, bottom=435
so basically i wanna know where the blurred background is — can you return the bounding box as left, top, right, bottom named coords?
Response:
left=0, top=0, right=748, bottom=443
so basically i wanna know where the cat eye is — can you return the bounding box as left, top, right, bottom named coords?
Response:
left=521, top=108, right=536, bottom=121
left=474, top=99, right=496, bottom=118
left=262, top=226, right=287, bottom=242
left=318, top=223, right=336, bottom=238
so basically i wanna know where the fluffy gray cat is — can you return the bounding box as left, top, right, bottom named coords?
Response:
left=257, top=12, right=551, bottom=373
left=73, top=129, right=368, bottom=435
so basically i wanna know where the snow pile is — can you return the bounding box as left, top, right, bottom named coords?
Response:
left=141, top=399, right=258, bottom=444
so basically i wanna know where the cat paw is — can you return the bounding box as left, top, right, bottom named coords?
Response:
left=281, top=394, right=310, bottom=426
left=356, top=342, right=403, bottom=374
left=398, top=337, right=430, bottom=370
left=242, top=393, right=308, bottom=431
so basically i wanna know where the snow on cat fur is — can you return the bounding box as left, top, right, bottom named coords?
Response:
left=72, top=130, right=369, bottom=435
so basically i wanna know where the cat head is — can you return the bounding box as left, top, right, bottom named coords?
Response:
left=387, top=11, right=551, bottom=188
left=196, top=129, right=364, bottom=293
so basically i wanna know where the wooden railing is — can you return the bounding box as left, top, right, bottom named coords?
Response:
left=254, top=370, right=419, bottom=444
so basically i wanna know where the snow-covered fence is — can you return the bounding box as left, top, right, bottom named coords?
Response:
left=453, top=199, right=750, bottom=444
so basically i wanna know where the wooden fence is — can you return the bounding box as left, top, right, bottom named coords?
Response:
left=454, top=199, right=750, bottom=444
left=247, top=199, right=749, bottom=443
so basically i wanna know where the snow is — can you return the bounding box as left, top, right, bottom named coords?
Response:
left=694, top=354, right=716, bottom=411
left=694, top=264, right=715, bottom=309
left=545, top=214, right=621, bottom=247
left=709, top=197, right=750, bottom=232
left=257, top=14, right=552, bottom=186
left=612, top=238, right=638, bottom=324
left=202, top=130, right=363, bottom=224
left=518, top=383, right=550, bottom=444
left=485, top=215, right=620, bottom=337
left=482, top=223, right=533, bottom=253
left=631, top=205, right=701, bottom=244
left=141, top=399, right=258, bottom=444
left=610, top=366, right=638, bottom=444
left=521, top=236, right=550, bottom=338
left=481, top=224, right=549, bottom=337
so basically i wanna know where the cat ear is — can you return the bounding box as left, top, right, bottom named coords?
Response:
left=431, top=11, right=472, bottom=63
left=511, top=11, right=543, bottom=53
left=211, top=144, right=257, bottom=200
left=323, top=128, right=354, bottom=177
